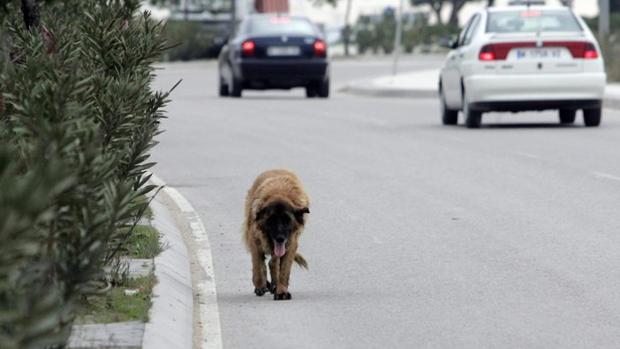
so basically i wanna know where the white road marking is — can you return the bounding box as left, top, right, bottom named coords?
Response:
left=149, top=172, right=223, bottom=349
left=593, top=171, right=620, bottom=182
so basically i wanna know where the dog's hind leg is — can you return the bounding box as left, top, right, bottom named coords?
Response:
left=274, top=243, right=298, bottom=301
left=268, top=257, right=279, bottom=294
left=251, top=247, right=269, bottom=296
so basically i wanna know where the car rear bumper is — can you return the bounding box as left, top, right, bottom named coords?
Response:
left=470, top=99, right=602, bottom=112
left=465, top=73, right=607, bottom=108
left=237, top=59, right=328, bottom=88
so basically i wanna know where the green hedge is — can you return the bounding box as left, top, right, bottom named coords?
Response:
left=0, top=0, right=171, bottom=347
left=162, top=20, right=217, bottom=61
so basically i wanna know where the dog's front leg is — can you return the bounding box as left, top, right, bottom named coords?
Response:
left=251, top=247, right=269, bottom=296
left=268, top=257, right=279, bottom=294
left=274, top=243, right=297, bottom=301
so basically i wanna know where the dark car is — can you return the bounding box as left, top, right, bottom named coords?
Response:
left=218, top=14, right=330, bottom=98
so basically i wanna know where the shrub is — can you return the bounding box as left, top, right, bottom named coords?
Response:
left=162, top=20, right=218, bottom=61
left=0, top=0, right=171, bottom=346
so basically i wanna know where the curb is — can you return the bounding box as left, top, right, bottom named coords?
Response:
left=143, top=186, right=194, bottom=349
left=148, top=174, right=223, bottom=349
left=605, top=96, right=620, bottom=110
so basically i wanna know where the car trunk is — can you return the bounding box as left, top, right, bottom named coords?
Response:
left=249, top=36, right=319, bottom=59
left=488, top=32, right=587, bottom=75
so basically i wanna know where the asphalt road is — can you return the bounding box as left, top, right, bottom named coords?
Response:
left=152, top=56, right=620, bottom=348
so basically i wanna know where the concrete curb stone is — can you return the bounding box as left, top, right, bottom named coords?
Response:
left=142, top=193, right=194, bottom=349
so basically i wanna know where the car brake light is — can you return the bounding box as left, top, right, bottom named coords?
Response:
left=583, top=43, right=598, bottom=59
left=520, top=10, right=542, bottom=17
left=270, top=17, right=290, bottom=24
left=479, top=45, right=497, bottom=61
left=314, top=39, right=327, bottom=57
left=241, top=40, right=255, bottom=57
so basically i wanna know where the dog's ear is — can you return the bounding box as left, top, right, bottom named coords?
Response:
left=294, top=207, right=310, bottom=225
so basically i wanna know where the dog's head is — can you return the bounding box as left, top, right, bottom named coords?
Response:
left=255, top=200, right=309, bottom=257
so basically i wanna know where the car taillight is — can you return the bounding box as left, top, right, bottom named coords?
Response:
left=479, top=45, right=497, bottom=61
left=583, top=43, right=599, bottom=59
left=313, top=39, right=327, bottom=57
left=241, top=40, right=255, bottom=57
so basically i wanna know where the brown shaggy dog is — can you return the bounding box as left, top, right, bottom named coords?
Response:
left=244, top=169, right=310, bottom=301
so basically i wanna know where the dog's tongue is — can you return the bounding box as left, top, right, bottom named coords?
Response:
left=274, top=242, right=286, bottom=257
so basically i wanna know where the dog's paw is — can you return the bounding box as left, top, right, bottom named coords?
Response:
left=274, top=292, right=292, bottom=301
left=254, top=286, right=269, bottom=297
left=268, top=281, right=276, bottom=294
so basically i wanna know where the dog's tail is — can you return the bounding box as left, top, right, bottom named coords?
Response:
left=294, top=253, right=308, bottom=270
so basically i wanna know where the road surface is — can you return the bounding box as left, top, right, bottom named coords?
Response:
left=152, top=55, right=620, bottom=348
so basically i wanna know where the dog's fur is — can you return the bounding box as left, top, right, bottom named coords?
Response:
left=243, top=169, right=310, bottom=301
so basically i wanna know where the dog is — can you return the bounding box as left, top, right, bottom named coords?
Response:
left=243, top=169, right=310, bottom=301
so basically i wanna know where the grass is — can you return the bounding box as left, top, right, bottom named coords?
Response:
left=74, top=275, right=156, bottom=324
left=124, top=225, right=164, bottom=259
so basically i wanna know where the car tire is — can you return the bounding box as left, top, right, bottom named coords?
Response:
left=317, top=79, right=329, bottom=98
left=230, top=78, right=242, bottom=98
left=463, top=89, right=482, bottom=129
left=440, top=86, right=458, bottom=125
left=559, top=109, right=576, bottom=124
left=305, top=85, right=317, bottom=98
left=583, top=107, right=601, bottom=127
left=219, top=75, right=229, bottom=97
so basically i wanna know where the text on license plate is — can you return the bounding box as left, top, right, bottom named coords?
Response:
left=267, top=46, right=301, bottom=56
left=515, top=48, right=563, bottom=59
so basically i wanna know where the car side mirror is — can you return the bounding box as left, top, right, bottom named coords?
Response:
left=439, top=36, right=458, bottom=49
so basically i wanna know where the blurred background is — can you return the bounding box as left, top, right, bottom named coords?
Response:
left=143, top=0, right=619, bottom=80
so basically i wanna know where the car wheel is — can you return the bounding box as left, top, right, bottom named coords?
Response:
left=440, top=85, right=458, bottom=125
left=559, top=109, right=576, bottom=124
left=583, top=107, right=601, bottom=127
left=219, top=75, right=229, bottom=97
left=463, top=89, right=482, bottom=129
left=305, top=85, right=317, bottom=98
left=317, top=79, right=329, bottom=98
left=230, top=77, right=242, bottom=98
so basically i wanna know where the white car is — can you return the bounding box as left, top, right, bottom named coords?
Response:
left=439, top=3, right=606, bottom=128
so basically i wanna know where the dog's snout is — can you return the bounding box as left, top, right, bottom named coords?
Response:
left=275, top=236, right=286, bottom=244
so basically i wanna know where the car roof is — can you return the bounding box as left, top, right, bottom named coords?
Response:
left=487, top=5, right=571, bottom=13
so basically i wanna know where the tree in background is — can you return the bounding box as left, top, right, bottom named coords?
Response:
left=411, top=0, right=444, bottom=25
left=410, top=0, right=477, bottom=26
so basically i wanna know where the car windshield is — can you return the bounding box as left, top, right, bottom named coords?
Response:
left=246, top=16, right=316, bottom=36
left=487, top=10, right=582, bottom=33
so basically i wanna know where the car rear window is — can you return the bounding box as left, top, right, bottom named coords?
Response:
left=247, top=16, right=316, bottom=36
left=487, top=10, right=582, bottom=33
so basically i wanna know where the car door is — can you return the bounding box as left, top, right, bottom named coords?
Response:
left=219, top=22, right=243, bottom=83
left=454, top=13, right=482, bottom=108
left=442, top=16, right=476, bottom=108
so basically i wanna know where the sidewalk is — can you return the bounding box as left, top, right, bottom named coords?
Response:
left=341, top=69, right=620, bottom=110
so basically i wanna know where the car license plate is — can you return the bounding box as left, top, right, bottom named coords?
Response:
left=515, top=48, right=563, bottom=60
left=267, top=46, right=301, bottom=56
